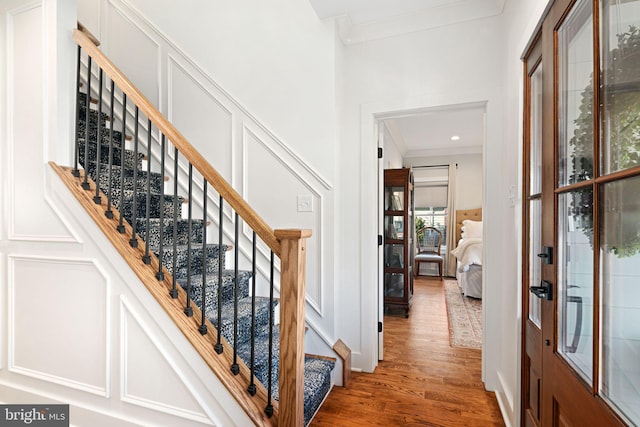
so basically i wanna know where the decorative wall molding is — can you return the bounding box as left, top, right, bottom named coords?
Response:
left=241, top=124, right=324, bottom=316
left=7, top=254, right=111, bottom=397
left=6, top=1, right=77, bottom=243
left=119, top=297, right=213, bottom=425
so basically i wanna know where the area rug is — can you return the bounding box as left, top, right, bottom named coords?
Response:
left=444, top=279, right=482, bottom=349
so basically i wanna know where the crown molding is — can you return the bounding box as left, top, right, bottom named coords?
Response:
left=336, top=0, right=505, bottom=45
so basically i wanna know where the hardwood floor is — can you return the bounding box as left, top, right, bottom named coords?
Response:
left=311, top=277, right=505, bottom=427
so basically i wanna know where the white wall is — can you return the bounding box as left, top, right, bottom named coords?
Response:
left=405, top=154, right=483, bottom=210
left=0, top=1, right=252, bottom=424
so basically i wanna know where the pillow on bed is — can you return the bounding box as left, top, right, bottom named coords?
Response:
left=461, top=220, right=483, bottom=239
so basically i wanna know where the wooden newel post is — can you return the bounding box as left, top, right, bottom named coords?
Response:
left=274, top=229, right=312, bottom=427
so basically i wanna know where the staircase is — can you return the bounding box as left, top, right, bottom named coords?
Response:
left=52, top=27, right=335, bottom=426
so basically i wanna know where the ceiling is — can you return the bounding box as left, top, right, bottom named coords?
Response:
left=383, top=105, right=485, bottom=158
left=308, top=0, right=506, bottom=44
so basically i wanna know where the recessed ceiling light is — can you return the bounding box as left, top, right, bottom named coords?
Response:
left=451, top=135, right=461, bottom=141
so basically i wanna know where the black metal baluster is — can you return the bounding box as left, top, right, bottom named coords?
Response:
left=105, top=80, right=115, bottom=219
left=214, top=195, right=224, bottom=354
left=116, top=94, right=127, bottom=234
left=142, top=119, right=152, bottom=264
left=199, top=179, right=208, bottom=335
left=247, top=231, right=257, bottom=396
left=184, top=164, right=193, bottom=317
left=81, top=56, right=92, bottom=190
left=231, top=212, right=240, bottom=376
left=156, top=135, right=166, bottom=281
left=93, top=68, right=104, bottom=204
left=129, top=107, right=140, bottom=248
left=265, top=250, right=275, bottom=417
left=170, top=147, right=179, bottom=299
left=72, top=45, right=82, bottom=178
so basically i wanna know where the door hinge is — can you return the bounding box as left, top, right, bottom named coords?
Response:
left=378, top=322, right=383, bottom=333
left=378, top=147, right=383, bottom=158
left=378, top=235, right=383, bottom=246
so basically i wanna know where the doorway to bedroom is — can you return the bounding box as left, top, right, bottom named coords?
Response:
left=377, top=103, right=485, bottom=361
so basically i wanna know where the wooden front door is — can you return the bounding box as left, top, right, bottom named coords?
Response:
left=522, top=0, right=640, bottom=425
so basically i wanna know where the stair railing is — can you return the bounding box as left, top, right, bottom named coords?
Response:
left=72, top=27, right=309, bottom=426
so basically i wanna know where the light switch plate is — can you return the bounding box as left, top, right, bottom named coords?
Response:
left=297, top=194, right=313, bottom=212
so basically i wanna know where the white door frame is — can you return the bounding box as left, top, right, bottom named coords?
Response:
left=359, top=90, right=502, bottom=392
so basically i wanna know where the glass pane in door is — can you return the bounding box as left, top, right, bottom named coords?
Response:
left=557, top=0, right=594, bottom=187
left=600, top=175, right=640, bottom=425
left=557, top=189, right=594, bottom=383
left=530, top=64, right=543, bottom=195
left=601, top=0, right=640, bottom=175
left=529, top=198, right=542, bottom=327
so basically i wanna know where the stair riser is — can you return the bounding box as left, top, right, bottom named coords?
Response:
left=77, top=120, right=125, bottom=147
left=215, top=297, right=275, bottom=348
left=135, top=218, right=205, bottom=248
left=183, top=270, right=251, bottom=310
left=79, top=141, right=142, bottom=170
left=85, top=162, right=165, bottom=196
left=77, top=106, right=109, bottom=127
left=96, top=172, right=164, bottom=196
left=116, top=193, right=182, bottom=224
left=159, top=245, right=225, bottom=279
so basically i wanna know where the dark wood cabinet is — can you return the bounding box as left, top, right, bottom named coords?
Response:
left=383, top=168, right=414, bottom=317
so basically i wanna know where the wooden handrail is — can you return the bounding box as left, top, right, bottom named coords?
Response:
left=77, top=21, right=100, bottom=47
left=72, top=28, right=281, bottom=256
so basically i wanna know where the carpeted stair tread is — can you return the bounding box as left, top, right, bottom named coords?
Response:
left=77, top=122, right=126, bottom=147
left=158, top=243, right=227, bottom=279
left=79, top=140, right=143, bottom=170
left=116, top=190, right=183, bottom=223
left=301, top=357, right=335, bottom=426
left=236, top=329, right=334, bottom=426
left=137, top=218, right=206, bottom=249
left=97, top=171, right=165, bottom=197
left=84, top=161, right=165, bottom=195
left=211, top=295, right=275, bottom=347
left=182, top=269, right=251, bottom=307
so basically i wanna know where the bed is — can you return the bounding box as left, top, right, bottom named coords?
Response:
left=451, top=208, right=483, bottom=299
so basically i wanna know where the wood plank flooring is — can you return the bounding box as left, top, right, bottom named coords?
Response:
left=311, top=277, right=505, bottom=427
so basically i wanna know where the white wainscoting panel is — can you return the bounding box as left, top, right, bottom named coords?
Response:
left=104, top=2, right=160, bottom=108
left=167, top=56, right=233, bottom=182
left=120, top=298, right=213, bottom=425
left=7, top=2, right=74, bottom=242
left=8, top=255, right=109, bottom=397
left=243, top=126, right=323, bottom=314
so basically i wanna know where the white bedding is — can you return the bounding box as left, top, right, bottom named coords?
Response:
left=451, top=237, right=482, bottom=272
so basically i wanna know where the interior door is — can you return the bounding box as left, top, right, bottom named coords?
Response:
left=523, top=0, right=640, bottom=425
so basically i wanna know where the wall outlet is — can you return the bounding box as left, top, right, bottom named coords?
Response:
left=297, top=194, right=313, bottom=212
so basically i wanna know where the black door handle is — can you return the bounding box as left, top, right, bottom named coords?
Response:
left=530, top=280, right=553, bottom=300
